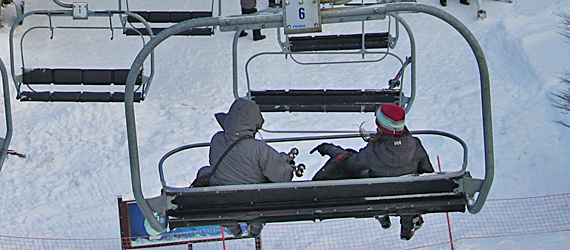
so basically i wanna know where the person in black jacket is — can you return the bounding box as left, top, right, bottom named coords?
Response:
left=311, top=104, right=434, bottom=240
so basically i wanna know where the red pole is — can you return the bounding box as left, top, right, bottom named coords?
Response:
left=437, top=155, right=455, bottom=250
left=221, top=226, right=227, bottom=250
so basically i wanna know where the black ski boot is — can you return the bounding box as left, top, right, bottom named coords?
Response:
left=239, top=30, right=248, bottom=37
left=460, top=0, right=470, bottom=5
left=400, top=215, right=424, bottom=240
left=269, top=0, right=276, bottom=8
left=253, top=29, right=266, bottom=41
left=375, top=215, right=391, bottom=229
left=440, top=0, right=447, bottom=6
left=248, top=223, right=264, bottom=237
left=225, top=224, right=243, bottom=238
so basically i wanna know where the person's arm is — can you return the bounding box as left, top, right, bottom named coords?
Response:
left=259, top=143, right=294, bottom=183
left=342, top=144, right=373, bottom=173
left=415, top=138, right=434, bottom=173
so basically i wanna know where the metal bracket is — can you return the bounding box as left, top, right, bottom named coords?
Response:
left=72, top=2, right=88, bottom=20
left=455, top=171, right=484, bottom=199
left=283, top=0, right=322, bottom=34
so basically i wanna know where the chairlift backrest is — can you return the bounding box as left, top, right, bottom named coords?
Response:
left=119, top=0, right=219, bottom=36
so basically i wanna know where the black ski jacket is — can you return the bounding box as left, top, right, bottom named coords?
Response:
left=343, top=133, right=434, bottom=177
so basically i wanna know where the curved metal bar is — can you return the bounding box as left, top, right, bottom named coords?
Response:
left=125, top=16, right=221, bottom=233
left=158, top=142, right=210, bottom=187
left=288, top=51, right=390, bottom=65
left=385, top=3, right=493, bottom=214
left=53, top=0, right=73, bottom=8
left=158, top=130, right=468, bottom=189
left=0, top=58, right=14, bottom=172
left=242, top=51, right=404, bottom=99
left=386, top=13, right=415, bottom=113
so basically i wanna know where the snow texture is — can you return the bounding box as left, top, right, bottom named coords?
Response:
left=0, top=0, right=569, bottom=249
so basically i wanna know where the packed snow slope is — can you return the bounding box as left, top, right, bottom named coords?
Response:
left=0, top=0, right=569, bottom=248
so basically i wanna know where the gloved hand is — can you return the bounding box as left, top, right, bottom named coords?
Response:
left=310, top=143, right=335, bottom=156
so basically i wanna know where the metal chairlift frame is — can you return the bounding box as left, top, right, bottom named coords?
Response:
left=233, top=10, right=414, bottom=117
left=123, top=3, right=494, bottom=234
left=0, top=58, right=14, bottom=173
left=9, top=6, right=156, bottom=102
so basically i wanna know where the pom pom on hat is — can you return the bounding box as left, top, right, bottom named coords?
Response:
left=375, top=104, right=405, bottom=135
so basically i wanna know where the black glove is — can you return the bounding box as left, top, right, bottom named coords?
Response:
left=310, top=143, right=334, bottom=156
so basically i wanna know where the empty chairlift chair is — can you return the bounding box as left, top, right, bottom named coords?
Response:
left=238, top=8, right=409, bottom=113
left=9, top=8, right=155, bottom=102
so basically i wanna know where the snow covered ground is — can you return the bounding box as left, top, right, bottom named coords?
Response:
left=0, top=0, right=569, bottom=249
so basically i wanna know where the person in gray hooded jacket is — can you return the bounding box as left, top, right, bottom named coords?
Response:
left=311, top=104, right=433, bottom=241
left=209, top=98, right=294, bottom=237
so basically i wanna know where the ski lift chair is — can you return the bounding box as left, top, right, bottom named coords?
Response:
left=0, top=58, right=14, bottom=173
left=119, top=0, right=219, bottom=36
left=9, top=7, right=155, bottom=102
left=123, top=3, right=494, bottom=234
left=236, top=3, right=411, bottom=114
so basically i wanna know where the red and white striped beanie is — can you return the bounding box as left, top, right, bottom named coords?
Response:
left=375, top=104, right=406, bottom=135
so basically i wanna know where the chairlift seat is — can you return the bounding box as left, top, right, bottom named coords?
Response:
left=20, top=68, right=144, bottom=102
left=165, top=176, right=466, bottom=229
left=289, top=33, right=390, bottom=52
left=250, top=89, right=400, bottom=112
left=127, top=11, right=213, bottom=23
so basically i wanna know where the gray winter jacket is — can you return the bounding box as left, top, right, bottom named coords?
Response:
left=209, top=99, right=293, bottom=186
left=343, top=133, right=434, bottom=177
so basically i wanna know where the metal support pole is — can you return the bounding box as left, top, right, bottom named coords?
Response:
left=0, top=58, right=14, bottom=173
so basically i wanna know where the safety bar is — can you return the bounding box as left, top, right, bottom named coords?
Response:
left=158, top=130, right=468, bottom=189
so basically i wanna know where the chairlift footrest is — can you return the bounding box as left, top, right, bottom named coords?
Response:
left=165, top=177, right=465, bottom=228
left=250, top=89, right=400, bottom=112
left=128, top=11, right=213, bottom=23
left=289, top=33, right=390, bottom=52
left=19, top=91, right=143, bottom=102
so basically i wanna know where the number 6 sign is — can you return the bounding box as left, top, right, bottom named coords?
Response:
left=284, top=0, right=322, bottom=34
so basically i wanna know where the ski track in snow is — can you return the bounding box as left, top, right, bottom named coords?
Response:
left=0, top=0, right=570, bottom=248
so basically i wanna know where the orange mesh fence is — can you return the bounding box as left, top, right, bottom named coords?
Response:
left=1, top=193, right=569, bottom=250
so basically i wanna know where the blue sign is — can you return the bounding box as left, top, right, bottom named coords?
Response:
left=127, top=203, right=247, bottom=247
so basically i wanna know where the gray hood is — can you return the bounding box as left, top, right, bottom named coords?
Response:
left=215, top=98, right=264, bottom=141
